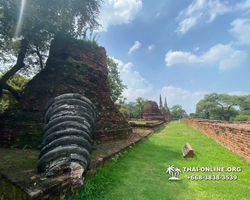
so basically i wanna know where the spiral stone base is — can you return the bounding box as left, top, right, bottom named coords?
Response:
left=37, top=93, right=96, bottom=189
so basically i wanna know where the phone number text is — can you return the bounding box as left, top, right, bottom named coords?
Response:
left=187, top=175, right=238, bottom=180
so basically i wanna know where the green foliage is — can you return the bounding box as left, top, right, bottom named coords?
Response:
left=238, top=110, right=250, bottom=116
left=0, top=73, right=30, bottom=112
left=210, top=106, right=238, bottom=120
left=114, top=97, right=147, bottom=119
left=5, top=73, right=30, bottom=90
left=0, top=0, right=103, bottom=96
left=135, top=97, right=147, bottom=118
left=0, top=0, right=102, bottom=40
left=115, top=97, right=128, bottom=118
left=170, top=105, right=186, bottom=120
left=61, top=35, right=100, bottom=51
left=238, top=95, right=250, bottom=111
left=130, top=97, right=147, bottom=119
left=195, top=93, right=250, bottom=122
left=119, top=107, right=129, bottom=118
left=128, top=120, right=158, bottom=125
left=196, top=93, right=240, bottom=121
left=234, top=115, right=250, bottom=122
left=131, top=105, right=140, bottom=119
left=80, top=29, right=100, bottom=49
left=107, top=57, right=127, bottom=103
left=189, top=113, right=197, bottom=117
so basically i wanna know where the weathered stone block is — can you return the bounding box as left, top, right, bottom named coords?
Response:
left=182, top=143, right=194, bottom=158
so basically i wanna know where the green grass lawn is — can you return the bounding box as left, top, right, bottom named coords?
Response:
left=69, top=121, right=250, bottom=200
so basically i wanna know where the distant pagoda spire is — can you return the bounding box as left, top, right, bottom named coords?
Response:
left=159, top=94, right=163, bottom=107
left=164, top=97, right=167, bottom=108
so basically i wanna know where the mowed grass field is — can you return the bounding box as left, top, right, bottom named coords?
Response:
left=69, top=121, right=250, bottom=200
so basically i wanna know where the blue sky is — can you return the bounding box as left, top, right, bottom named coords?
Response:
left=95, top=0, right=250, bottom=114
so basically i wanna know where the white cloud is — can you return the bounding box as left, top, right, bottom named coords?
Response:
left=151, top=86, right=209, bottom=114
left=235, top=0, right=250, bottom=11
left=176, top=16, right=200, bottom=34
left=154, top=87, right=248, bottom=114
left=111, top=58, right=152, bottom=102
left=128, top=41, right=141, bottom=54
left=111, top=57, right=206, bottom=112
left=228, top=91, right=248, bottom=95
left=165, top=51, right=201, bottom=66
left=229, top=18, right=250, bottom=45
left=148, top=45, right=154, bottom=51
left=194, top=47, right=199, bottom=51
left=143, top=85, right=248, bottom=114
left=176, top=0, right=231, bottom=34
left=165, top=43, right=247, bottom=71
left=207, top=0, right=231, bottom=22
left=108, top=58, right=248, bottom=113
left=97, top=0, right=142, bottom=32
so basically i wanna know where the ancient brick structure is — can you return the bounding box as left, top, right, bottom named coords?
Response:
left=37, top=93, right=96, bottom=190
left=159, top=95, right=171, bottom=122
left=142, top=101, right=164, bottom=121
left=164, top=97, right=171, bottom=121
left=182, top=118, right=250, bottom=163
left=0, top=36, right=132, bottom=148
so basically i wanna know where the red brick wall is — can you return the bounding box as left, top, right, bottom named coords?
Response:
left=182, top=118, right=250, bottom=163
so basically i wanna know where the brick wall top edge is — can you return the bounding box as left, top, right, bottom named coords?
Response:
left=183, top=118, right=250, bottom=131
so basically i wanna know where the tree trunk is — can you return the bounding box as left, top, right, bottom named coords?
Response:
left=2, top=83, right=21, bottom=101
left=225, top=116, right=230, bottom=121
left=0, top=36, right=30, bottom=99
left=206, top=112, right=210, bottom=119
left=35, top=45, right=44, bottom=71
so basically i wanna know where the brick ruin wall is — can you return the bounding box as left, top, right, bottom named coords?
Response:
left=182, top=118, right=250, bottom=163
left=0, top=37, right=132, bottom=148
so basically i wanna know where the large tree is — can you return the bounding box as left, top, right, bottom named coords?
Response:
left=170, top=105, right=186, bottom=120
left=0, top=0, right=103, bottom=100
left=107, top=57, right=127, bottom=103
left=134, top=97, right=147, bottom=119
left=238, top=95, right=250, bottom=111
left=196, top=93, right=239, bottom=121
left=117, top=97, right=147, bottom=119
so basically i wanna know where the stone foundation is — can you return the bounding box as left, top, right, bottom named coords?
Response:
left=129, top=121, right=164, bottom=128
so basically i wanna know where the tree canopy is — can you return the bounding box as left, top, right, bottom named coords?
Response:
left=196, top=93, right=240, bottom=121
left=114, top=97, right=147, bottom=119
left=0, top=0, right=103, bottom=100
left=133, top=97, right=147, bottom=119
left=170, top=105, right=186, bottom=120
left=238, top=95, right=250, bottom=111
left=107, top=57, right=127, bottom=103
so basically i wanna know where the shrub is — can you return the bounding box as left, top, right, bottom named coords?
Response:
left=234, top=115, right=250, bottom=122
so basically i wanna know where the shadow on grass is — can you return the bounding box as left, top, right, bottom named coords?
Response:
left=69, top=135, right=189, bottom=200
left=153, top=124, right=165, bottom=133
